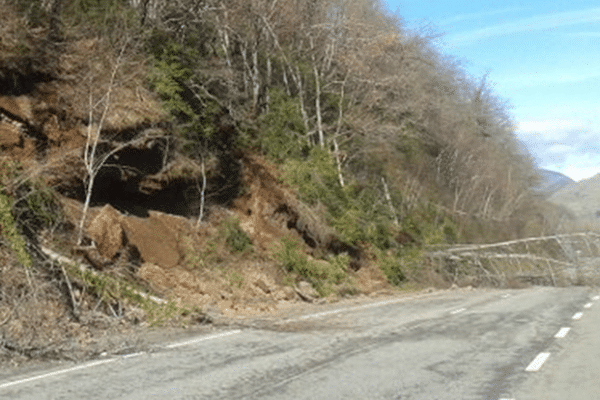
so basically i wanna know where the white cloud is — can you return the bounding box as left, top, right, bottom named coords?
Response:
left=517, top=119, right=586, bottom=141
left=562, top=165, right=600, bottom=181
left=447, top=7, right=600, bottom=45
left=542, top=149, right=600, bottom=181
left=547, top=144, right=573, bottom=154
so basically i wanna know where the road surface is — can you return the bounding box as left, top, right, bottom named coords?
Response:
left=1, top=286, right=598, bottom=399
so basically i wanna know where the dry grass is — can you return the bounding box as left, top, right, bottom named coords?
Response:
left=58, top=36, right=166, bottom=130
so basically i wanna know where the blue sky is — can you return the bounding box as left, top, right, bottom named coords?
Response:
left=383, top=0, right=600, bottom=181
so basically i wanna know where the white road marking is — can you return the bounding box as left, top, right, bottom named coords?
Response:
left=0, top=331, right=242, bottom=391
left=592, top=295, right=600, bottom=301
left=525, top=352, right=551, bottom=372
left=572, top=312, right=584, bottom=320
left=121, top=352, right=144, bottom=359
left=554, top=327, right=571, bottom=338
left=165, top=330, right=242, bottom=349
left=501, top=294, right=510, bottom=298
left=584, top=302, right=593, bottom=308
left=281, top=291, right=442, bottom=323
left=0, top=358, right=116, bottom=389
left=450, top=308, right=466, bottom=314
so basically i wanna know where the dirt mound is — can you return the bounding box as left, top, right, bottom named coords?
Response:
left=233, top=155, right=337, bottom=252
left=84, top=204, right=193, bottom=270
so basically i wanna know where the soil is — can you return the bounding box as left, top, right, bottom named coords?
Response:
left=0, top=39, right=395, bottom=368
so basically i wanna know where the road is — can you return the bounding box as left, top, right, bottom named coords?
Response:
left=1, top=286, right=598, bottom=399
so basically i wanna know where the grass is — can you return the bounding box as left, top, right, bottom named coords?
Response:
left=272, top=235, right=350, bottom=297
left=63, top=261, right=204, bottom=326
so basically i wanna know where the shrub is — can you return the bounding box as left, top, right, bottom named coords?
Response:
left=378, top=247, right=423, bottom=286
left=220, top=217, right=252, bottom=254
left=0, top=193, right=32, bottom=268
left=258, top=89, right=307, bottom=160
left=273, top=235, right=349, bottom=296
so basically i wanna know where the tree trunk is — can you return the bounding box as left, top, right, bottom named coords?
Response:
left=382, top=177, right=399, bottom=225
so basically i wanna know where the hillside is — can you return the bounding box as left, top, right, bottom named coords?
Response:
left=533, top=169, right=575, bottom=197
left=0, top=0, right=564, bottom=364
left=549, top=174, right=600, bottom=224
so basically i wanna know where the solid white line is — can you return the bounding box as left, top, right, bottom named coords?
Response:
left=450, top=308, right=466, bottom=314
left=282, top=292, right=441, bottom=323
left=592, top=295, right=600, bottom=301
left=121, top=352, right=145, bottom=359
left=0, top=358, right=116, bottom=389
left=165, top=330, right=242, bottom=349
left=572, top=312, right=584, bottom=320
left=584, top=302, right=593, bottom=309
left=554, top=327, right=571, bottom=338
left=525, top=352, right=550, bottom=372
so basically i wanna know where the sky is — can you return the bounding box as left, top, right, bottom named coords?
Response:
left=383, top=0, right=600, bottom=181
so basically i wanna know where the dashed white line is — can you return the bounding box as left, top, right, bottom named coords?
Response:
left=501, top=294, right=511, bottom=298
left=165, top=330, right=242, bottom=349
left=554, top=327, right=571, bottom=338
left=572, top=312, right=584, bottom=320
left=584, top=302, right=593, bottom=309
left=592, top=295, right=600, bottom=301
left=525, top=352, right=551, bottom=372
left=450, top=308, right=466, bottom=315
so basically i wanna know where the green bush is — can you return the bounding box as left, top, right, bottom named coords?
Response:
left=64, top=0, right=140, bottom=38
left=0, top=193, right=32, bottom=268
left=258, top=89, right=307, bottom=160
left=273, top=235, right=349, bottom=296
left=220, top=217, right=252, bottom=254
left=284, top=147, right=349, bottom=217
left=378, top=247, right=423, bottom=286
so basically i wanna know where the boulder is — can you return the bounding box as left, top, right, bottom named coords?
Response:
left=87, top=204, right=125, bottom=260
left=120, top=211, right=183, bottom=269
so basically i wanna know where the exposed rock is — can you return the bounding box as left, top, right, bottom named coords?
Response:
left=255, top=278, right=272, bottom=294
left=87, top=204, right=125, bottom=260
left=296, top=281, right=318, bottom=302
left=72, top=245, right=113, bottom=271
left=0, top=123, right=22, bottom=150
left=274, top=286, right=297, bottom=301
left=120, top=211, right=183, bottom=269
left=0, top=96, right=32, bottom=121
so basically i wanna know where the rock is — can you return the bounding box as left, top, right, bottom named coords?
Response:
left=0, top=96, right=32, bottom=121
left=255, top=279, right=272, bottom=294
left=120, top=212, right=181, bottom=269
left=274, top=287, right=294, bottom=301
left=298, top=280, right=317, bottom=295
left=296, top=281, right=318, bottom=302
left=87, top=204, right=124, bottom=260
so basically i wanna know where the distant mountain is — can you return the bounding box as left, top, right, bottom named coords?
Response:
left=549, top=173, right=600, bottom=219
left=533, top=169, right=575, bottom=197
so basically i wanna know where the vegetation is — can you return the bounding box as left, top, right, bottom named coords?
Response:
left=273, top=235, right=348, bottom=297
left=1, top=0, right=565, bottom=302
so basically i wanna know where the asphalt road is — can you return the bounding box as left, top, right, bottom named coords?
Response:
left=1, top=286, right=597, bottom=399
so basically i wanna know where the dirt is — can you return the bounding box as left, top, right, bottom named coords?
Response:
left=0, top=20, right=395, bottom=369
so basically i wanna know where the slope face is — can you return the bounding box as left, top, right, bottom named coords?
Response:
left=533, top=169, right=575, bottom=197
left=549, top=174, right=600, bottom=219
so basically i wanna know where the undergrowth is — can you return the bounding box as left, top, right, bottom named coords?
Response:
left=273, top=235, right=349, bottom=297
left=64, top=261, right=203, bottom=326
